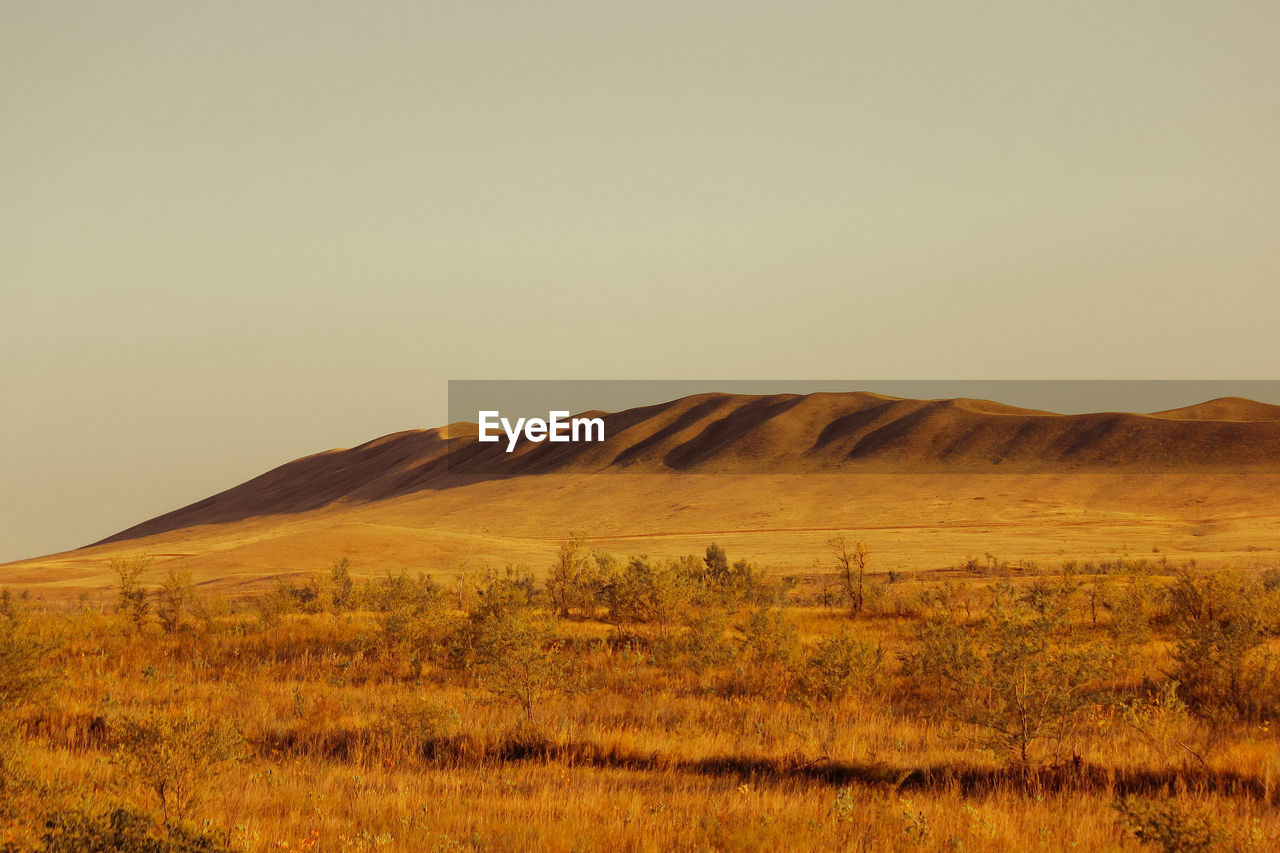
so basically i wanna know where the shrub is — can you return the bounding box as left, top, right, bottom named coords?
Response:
left=0, top=593, right=58, bottom=815
left=110, top=707, right=245, bottom=827
left=469, top=567, right=537, bottom=621
left=34, top=805, right=231, bottom=853
left=1119, top=680, right=1199, bottom=767
left=680, top=608, right=734, bottom=668
left=368, top=569, right=440, bottom=613
left=546, top=538, right=612, bottom=619
left=607, top=556, right=696, bottom=640
left=155, top=570, right=194, bottom=634
left=378, top=580, right=454, bottom=678
left=1114, top=796, right=1219, bottom=852
left=0, top=590, right=58, bottom=708
left=1167, top=569, right=1276, bottom=720
left=828, top=535, right=869, bottom=616
left=380, top=696, right=461, bottom=757
left=251, top=582, right=295, bottom=631
left=804, top=631, right=884, bottom=702
left=697, top=544, right=762, bottom=612
left=463, top=608, right=567, bottom=724
left=112, top=557, right=153, bottom=632
left=904, top=581, right=1112, bottom=766
left=733, top=607, right=801, bottom=698
left=1109, top=573, right=1154, bottom=655
left=329, top=557, right=356, bottom=613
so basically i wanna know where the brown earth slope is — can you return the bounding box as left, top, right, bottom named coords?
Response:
left=4, top=392, right=1280, bottom=599
left=95, top=392, right=1280, bottom=544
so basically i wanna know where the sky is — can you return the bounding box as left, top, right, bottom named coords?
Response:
left=3, top=2, right=1279, bottom=562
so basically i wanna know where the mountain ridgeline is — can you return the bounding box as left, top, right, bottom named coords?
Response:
left=97, top=392, right=1280, bottom=544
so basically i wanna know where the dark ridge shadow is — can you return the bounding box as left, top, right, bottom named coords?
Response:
left=607, top=395, right=737, bottom=467
left=806, top=399, right=903, bottom=453
left=662, top=394, right=806, bottom=469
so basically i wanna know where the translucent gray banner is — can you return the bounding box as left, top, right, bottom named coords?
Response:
left=444, top=380, right=1280, bottom=475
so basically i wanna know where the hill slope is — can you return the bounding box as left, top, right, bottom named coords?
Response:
left=1151, top=396, right=1280, bottom=422
left=4, top=391, right=1280, bottom=599
left=96, top=391, right=1280, bottom=545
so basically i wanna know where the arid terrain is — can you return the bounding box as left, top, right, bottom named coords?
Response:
left=2, top=392, right=1280, bottom=851
left=4, top=392, right=1280, bottom=600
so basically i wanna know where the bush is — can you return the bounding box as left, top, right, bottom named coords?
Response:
left=680, top=608, right=734, bottom=668
left=733, top=607, right=801, bottom=698
left=0, top=590, right=58, bottom=708
left=804, top=631, right=884, bottom=702
left=112, top=557, right=153, bottom=632
left=379, top=696, right=461, bottom=757
left=1109, top=573, right=1154, bottom=655
left=828, top=535, right=869, bottom=616
left=155, top=570, right=194, bottom=634
left=469, top=567, right=537, bottom=621
left=34, top=805, right=231, bottom=853
left=110, top=708, right=245, bottom=827
left=463, top=608, right=568, bottom=723
left=368, top=569, right=441, bottom=613
left=1167, top=569, right=1277, bottom=720
left=329, top=557, right=356, bottom=613
left=378, top=581, right=454, bottom=678
left=1114, top=796, right=1219, bottom=853
left=698, top=544, right=762, bottom=612
left=546, top=537, right=613, bottom=618
left=904, top=581, right=1112, bottom=766
left=0, top=593, right=58, bottom=816
left=607, top=556, right=696, bottom=640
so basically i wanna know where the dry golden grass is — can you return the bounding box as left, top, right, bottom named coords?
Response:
left=4, top=555, right=1280, bottom=852
left=5, top=471, right=1280, bottom=604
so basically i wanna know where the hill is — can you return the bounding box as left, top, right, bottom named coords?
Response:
left=1150, top=396, right=1280, bottom=422
left=94, top=391, right=1280, bottom=544
left=3, top=391, right=1280, bottom=599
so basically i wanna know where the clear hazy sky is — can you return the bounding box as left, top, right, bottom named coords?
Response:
left=3, top=2, right=1279, bottom=562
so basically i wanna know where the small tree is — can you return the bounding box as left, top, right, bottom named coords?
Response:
left=379, top=574, right=453, bottom=678
left=111, top=706, right=245, bottom=829
left=906, top=581, right=1112, bottom=767
left=111, top=556, right=152, bottom=632
left=0, top=591, right=59, bottom=812
left=704, top=543, right=729, bottom=579
left=1108, top=572, right=1153, bottom=656
left=155, top=569, right=195, bottom=634
left=699, top=543, right=761, bottom=612
left=546, top=536, right=608, bottom=618
left=1167, top=568, right=1273, bottom=720
left=805, top=631, right=885, bottom=702
left=607, top=556, right=696, bottom=641
left=476, top=613, right=567, bottom=724
left=828, top=535, right=869, bottom=617
left=737, top=607, right=801, bottom=698
left=1077, top=564, right=1113, bottom=629
left=329, top=557, right=356, bottom=614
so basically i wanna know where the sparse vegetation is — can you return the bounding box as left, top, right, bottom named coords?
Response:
left=2, top=549, right=1280, bottom=851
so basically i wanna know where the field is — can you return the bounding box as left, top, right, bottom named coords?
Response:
left=7, top=471, right=1280, bottom=602
left=4, top=538, right=1280, bottom=852
left=5, top=397, right=1280, bottom=851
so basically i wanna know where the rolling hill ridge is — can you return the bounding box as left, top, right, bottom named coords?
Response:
left=97, top=391, right=1280, bottom=545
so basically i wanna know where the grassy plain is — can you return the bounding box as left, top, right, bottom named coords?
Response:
left=4, top=543, right=1280, bottom=851
left=3, top=465, right=1279, bottom=851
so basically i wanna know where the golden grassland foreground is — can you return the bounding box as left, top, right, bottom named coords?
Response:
left=4, top=539, right=1280, bottom=851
